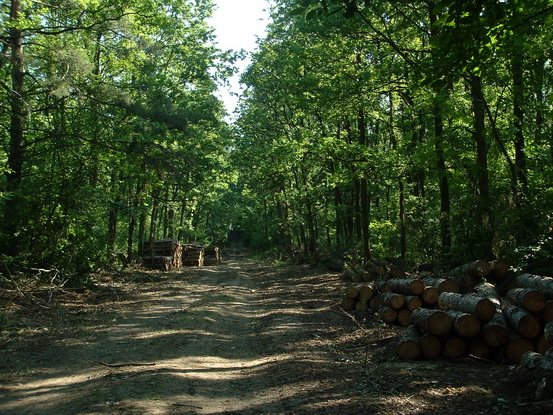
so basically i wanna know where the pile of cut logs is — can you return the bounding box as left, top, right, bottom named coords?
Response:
left=203, top=246, right=222, bottom=266
left=182, top=244, right=204, bottom=266
left=141, top=240, right=221, bottom=269
left=340, top=259, right=553, bottom=363
left=142, top=239, right=182, bottom=270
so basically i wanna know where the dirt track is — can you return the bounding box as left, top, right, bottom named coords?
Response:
left=0, top=255, right=544, bottom=414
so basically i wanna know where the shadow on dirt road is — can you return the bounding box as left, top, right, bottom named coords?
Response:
left=0, top=255, right=537, bottom=414
left=0, top=256, right=362, bottom=414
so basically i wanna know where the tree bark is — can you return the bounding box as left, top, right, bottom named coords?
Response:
left=475, top=281, right=502, bottom=309
left=502, top=302, right=542, bottom=339
left=470, top=74, right=492, bottom=258
left=387, top=278, right=425, bottom=296
left=3, top=0, right=25, bottom=256
left=358, top=109, right=371, bottom=263
left=438, top=292, right=496, bottom=321
left=544, top=322, right=553, bottom=344
left=511, top=44, right=528, bottom=194
left=422, top=277, right=460, bottom=294
left=516, top=274, right=553, bottom=299
left=506, top=288, right=546, bottom=313
left=427, top=3, right=451, bottom=256
left=445, top=260, right=491, bottom=292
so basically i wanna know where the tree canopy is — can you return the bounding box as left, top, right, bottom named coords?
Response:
left=1, top=0, right=552, bottom=280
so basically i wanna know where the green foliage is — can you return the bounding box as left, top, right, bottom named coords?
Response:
left=0, top=0, right=236, bottom=275
left=230, top=0, right=553, bottom=266
left=2, top=0, right=553, bottom=277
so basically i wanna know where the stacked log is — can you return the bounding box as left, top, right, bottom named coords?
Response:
left=142, top=239, right=182, bottom=270
left=339, top=259, right=553, bottom=364
left=203, top=246, right=222, bottom=266
left=141, top=255, right=173, bottom=271
left=182, top=244, right=204, bottom=266
left=444, top=260, right=491, bottom=293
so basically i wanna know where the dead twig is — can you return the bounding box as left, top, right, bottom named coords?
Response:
left=100, top=361, right=157, bottom=368
left=337, top=306, right=365, bottom=331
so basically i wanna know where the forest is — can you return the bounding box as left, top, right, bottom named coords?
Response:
left=1, top=0, right=553, bottom=281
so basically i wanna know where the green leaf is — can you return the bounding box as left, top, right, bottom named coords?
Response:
left=306, top=9, right=320, bottom=20
left=289, top=7, right=306, bottom=17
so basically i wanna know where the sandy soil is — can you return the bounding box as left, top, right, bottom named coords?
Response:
left=0, top=255, right=548, bottom=414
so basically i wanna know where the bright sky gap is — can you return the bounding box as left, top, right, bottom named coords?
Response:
left=209, top=0, right=271, bottom=117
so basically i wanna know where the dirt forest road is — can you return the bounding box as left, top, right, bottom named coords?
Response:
left=0, top=255, right=365, bottom=415
left=0, top=255, right=540, bottom=415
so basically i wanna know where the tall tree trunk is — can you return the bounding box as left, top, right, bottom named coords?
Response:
left=358, top=109, right=371, bottom=263
left=388, top=93, right=406, bottom=259
left=306, top=198, right=317, bottom=257
left=399, top=180, right=407, bottom=259
left=3, top=0, right=25, bottom=256
left=128, top=209, right=136, bottom=261
left=334, top=181, right=342, bottom=247
left=470, top=74, right=492, bottom=257
left=512, top=46, right=528, bottom=195
left=107, top=173, right=121, bottom=256
left=434, top=101, right=452, bottom=255
left=263, top=198, right=270, bottom=250
left=137, top=184, right=146, bottom=256
left=276, top=195, right=292, bottom=256
left=149, top=189, right=161, bottom=242
left=162, top=187, right=170, bottom=238
left=532, top=57, right=545, bottom=147
left=428, top=2, right=451, bottom=256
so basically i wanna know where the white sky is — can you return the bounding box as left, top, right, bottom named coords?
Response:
left=209, top=0, right=271, bottom=118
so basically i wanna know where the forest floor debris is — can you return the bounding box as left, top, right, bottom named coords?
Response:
left=0, top=255, right=546, bottom=414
